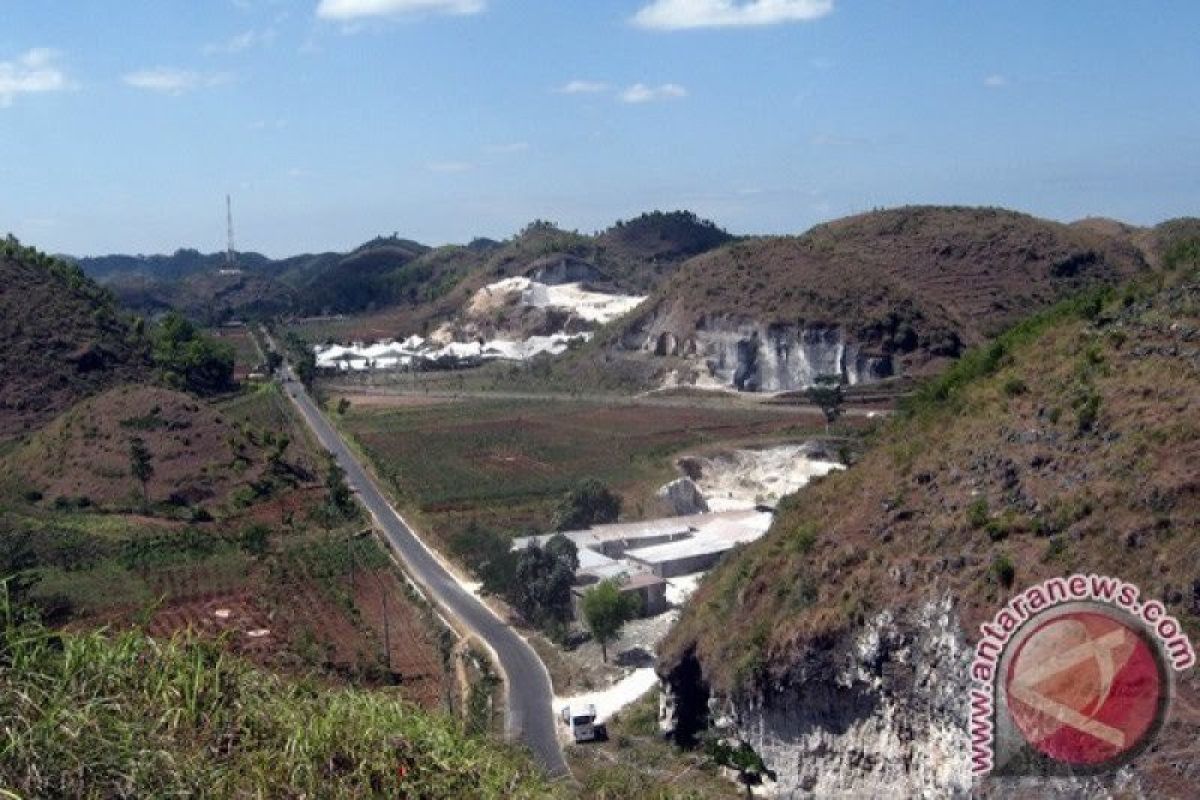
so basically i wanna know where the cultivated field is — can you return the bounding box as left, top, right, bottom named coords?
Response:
left=2, top=382, right=453, bottom=708
left=338, top=395, right=828, bottom=547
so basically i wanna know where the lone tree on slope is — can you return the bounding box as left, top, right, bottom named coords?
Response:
left=581, top=579, right=641, bottom=663
left=128, top=437, right=154, bottom=510
left=805, top=373, right=845, bottom=435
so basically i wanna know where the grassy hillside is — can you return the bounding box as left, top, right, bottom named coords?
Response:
left=0, top=238, right=149, bottom=439
left=615, top=206, right=1147, bottom=377
left=7, top=385, right=279, bottom=512
left=661, top=265, right=1199, bottom=710
left=0, top=609, right=555, bottom=799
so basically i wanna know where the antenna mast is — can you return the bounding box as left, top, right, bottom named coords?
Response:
left=225, top=194, right=236, bottom=267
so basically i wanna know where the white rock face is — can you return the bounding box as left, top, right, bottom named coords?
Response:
left=660, top=596, right=976, bottom=799
left=632, top=314, right=895, bottom=392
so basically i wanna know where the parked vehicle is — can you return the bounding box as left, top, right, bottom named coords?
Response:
left=560, top=704, right=599, bottom=743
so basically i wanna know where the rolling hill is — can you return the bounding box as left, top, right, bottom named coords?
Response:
left=72, top=211, right=734, bottom=329
left=0, top=238, right=149, bottom=440
left=607, top=206, right=1149, bottom=392
left=656, top=261, right=1200, bottom=796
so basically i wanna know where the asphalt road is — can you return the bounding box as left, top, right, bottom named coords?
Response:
left=274, top=362, right=569, bottom=777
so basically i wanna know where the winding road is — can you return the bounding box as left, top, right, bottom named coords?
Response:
left=270, top=346, right=568, bottom=778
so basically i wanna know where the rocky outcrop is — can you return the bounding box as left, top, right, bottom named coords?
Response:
left=656, top=477, right=710, bottom=516
left=658, top=595, right=1145, bottom=798
left=626, top=311, right=893, bottom=392
left=527, top=255, right=605, bottom=286
left=660, top=596, right=974, bottom=798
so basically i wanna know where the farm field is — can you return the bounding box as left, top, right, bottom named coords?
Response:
left=1, top=382, right=453, bottom=709
left=338, top=396, right=831, bottom=549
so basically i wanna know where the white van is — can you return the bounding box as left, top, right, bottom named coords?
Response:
left=560, top=704, right=599, bottom=743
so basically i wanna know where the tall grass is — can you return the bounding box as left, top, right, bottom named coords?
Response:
left=0, top=592, right=557, bottom=799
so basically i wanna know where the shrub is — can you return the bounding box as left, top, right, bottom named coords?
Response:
left=1002, top=377, right=1028, bottom=397
left=553, top=479, right=621, bottom=532
left=966, top=498, right=989, bottom=529
left=790, top=522, right=819, bottom=554
left=991, top=554, right=1016, bottom=588
left=240, top=524, right=271, bottom=556
left=1042, top=536, right=1067, bottom=562
left=1074, top=389, right=1102, bottom=433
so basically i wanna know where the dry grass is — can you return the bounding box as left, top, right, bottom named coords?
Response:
left=663, top=271, right=1200, bottom=701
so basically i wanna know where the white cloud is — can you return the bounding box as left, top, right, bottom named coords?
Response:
left=983, top=74, right=1008, bottom=88
left=632, top=0, right=833, bottom=30
left=620, top=82, right=687, bottom=104
left=426, top=160, right=474, bottom=172
left=123, top=68, right=233, bottom=95
left=0, top=48, right=72, bottom=108
left=555, top=79, right=609, bottom=94
left=484, top=141, right=529, bottom=154
left=204, top=29, right=276, bottom=55
left=316, top=0, right=484, bottom=21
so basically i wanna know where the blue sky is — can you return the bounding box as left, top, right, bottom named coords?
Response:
left=2, top=0, right=1198, bottom=257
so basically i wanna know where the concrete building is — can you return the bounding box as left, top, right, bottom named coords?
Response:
left=625, top=536, right=738, bottom=579
left=513, top=509, right=773, bottom=598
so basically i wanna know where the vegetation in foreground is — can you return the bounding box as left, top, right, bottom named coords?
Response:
left=0, top=600, right=556, bottom=799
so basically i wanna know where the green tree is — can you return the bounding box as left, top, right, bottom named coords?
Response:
left=581, top=579, right=641, bottom=663
left=805, top=374, right=845, bottom=435
left=239, top=524, right=270, bottom=556
left=128, top=437, right=154, bottom=509
left=513, top=539, right=577, bottom=631
left=554, top=479, right=621, bottom=532
left=323, top=456, right=356, bottom=521
left=151, top=313, right=235, bottom=395
left=450, top=522, right=517, bottom=595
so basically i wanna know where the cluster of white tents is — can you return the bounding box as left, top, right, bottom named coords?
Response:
left=313, top=332, right=590, bottom=372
